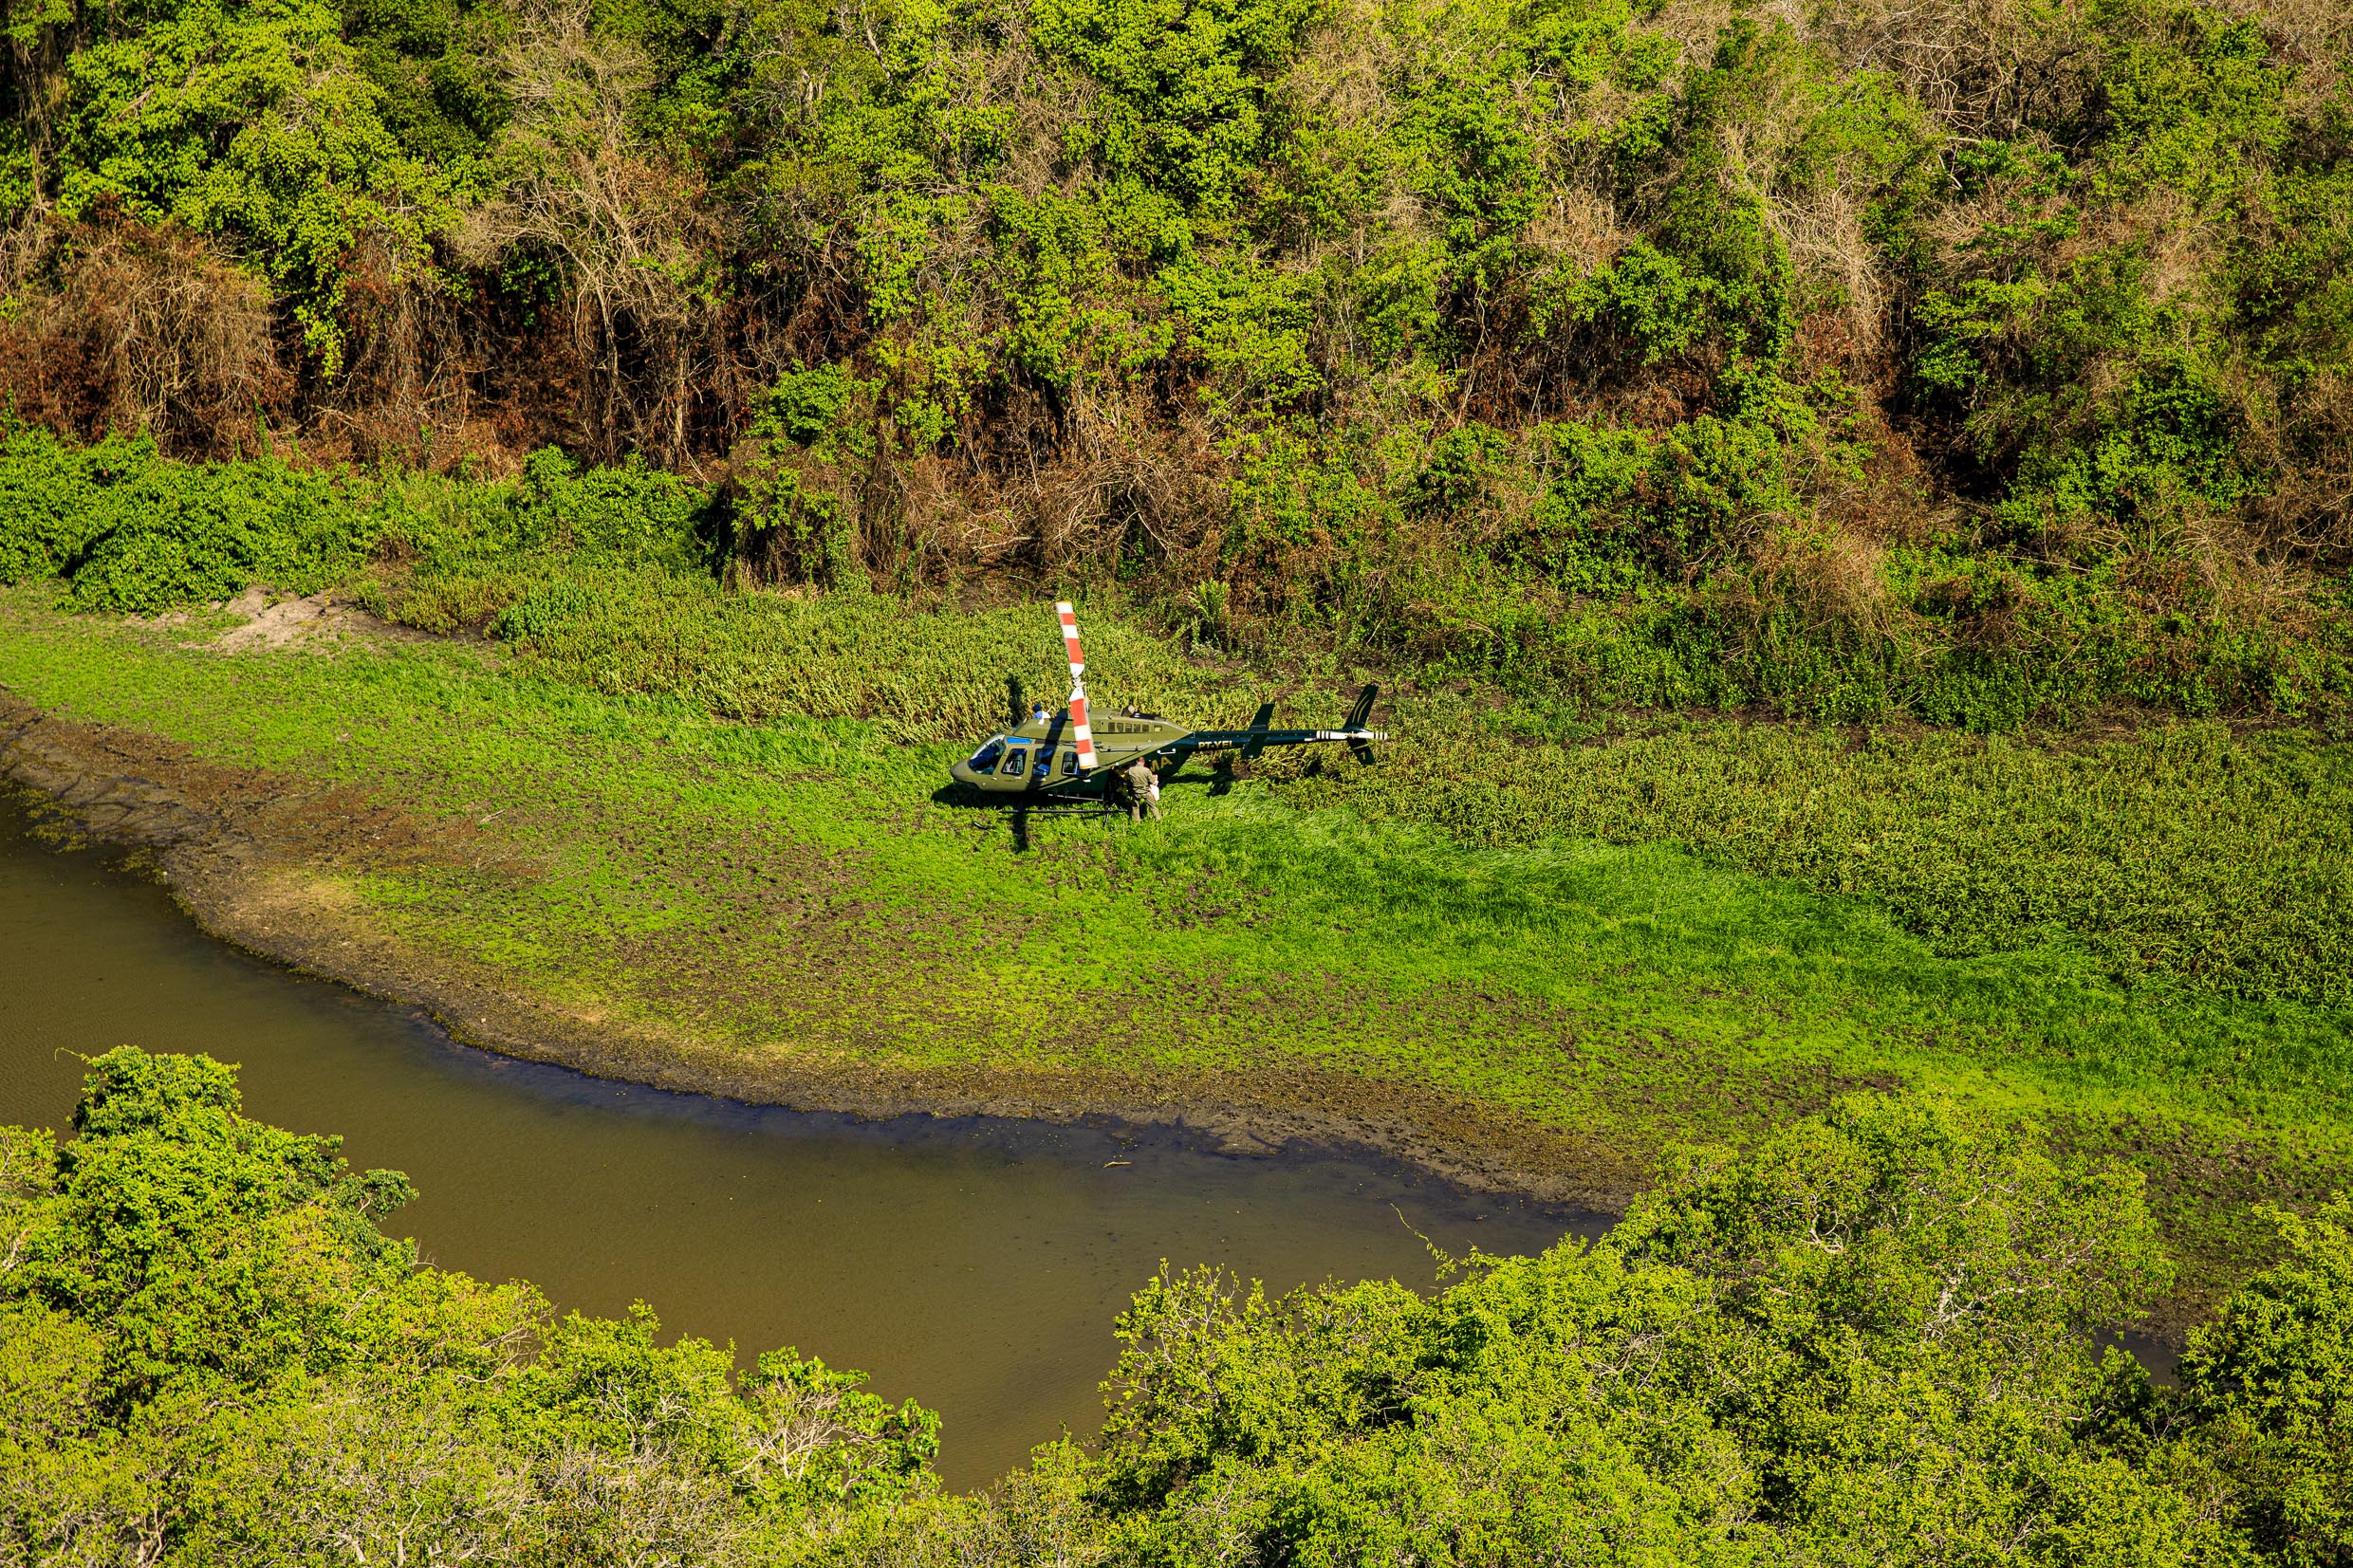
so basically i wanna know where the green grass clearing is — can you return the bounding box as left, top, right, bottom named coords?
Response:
left=1, top=585, right=2345, bottom=1312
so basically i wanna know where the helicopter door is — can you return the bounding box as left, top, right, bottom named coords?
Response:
left=999, top=744, right=1028, bottom=784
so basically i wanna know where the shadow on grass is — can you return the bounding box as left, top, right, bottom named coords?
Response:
left=929, top=781, right=1120, bottom=855
left=929, top=764, right=1243, bottom=853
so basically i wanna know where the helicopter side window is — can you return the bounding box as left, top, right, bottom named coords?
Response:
left=969, top=740, right=1005, bottom=775
left=1061, top=749, right=1079, bottom=775
left=1034, top=746, right=1057, bottom=777
left=1001, top=746, right=1028, bottom=779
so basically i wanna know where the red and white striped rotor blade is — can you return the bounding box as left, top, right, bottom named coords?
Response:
left=1055, top=600, right=1098, bottom=771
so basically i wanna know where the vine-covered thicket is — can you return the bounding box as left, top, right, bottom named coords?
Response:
left=4, top=0, right=2351, bottom=726
left=0, top=1049, right=941, bottom=1566
left=5, top=1049, right=2348, bottom=1564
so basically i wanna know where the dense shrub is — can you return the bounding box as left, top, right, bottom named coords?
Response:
left=0, top=1048, right=937, bottom=1566
left=0, top=428, right=372, bottom=612
left=2177, top=1199, right=2353, bottom=1562
left=9, top=1057, right=2345, bottom=1564
left=0, top=426, right=717, bottom=614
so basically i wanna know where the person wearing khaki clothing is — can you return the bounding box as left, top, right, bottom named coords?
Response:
left=1123, top=758, right=1160, bottom=821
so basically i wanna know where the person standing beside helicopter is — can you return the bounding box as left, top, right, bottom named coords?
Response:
left=1122, top=756, right=1159, bottom=822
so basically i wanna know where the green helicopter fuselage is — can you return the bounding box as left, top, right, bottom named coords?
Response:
left=946, top=690, right=1385, bottom=799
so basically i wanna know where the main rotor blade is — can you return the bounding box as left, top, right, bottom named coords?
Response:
left=1054, top=600, right=1099, bottom=771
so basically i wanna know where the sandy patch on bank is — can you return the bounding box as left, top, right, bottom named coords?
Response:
left=140, top=585, right=434, bottom=654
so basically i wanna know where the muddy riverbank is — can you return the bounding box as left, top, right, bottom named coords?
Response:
left=0, top=687, right=1645, bottom=1208
left=1, top=793, right=1592, bottom=1487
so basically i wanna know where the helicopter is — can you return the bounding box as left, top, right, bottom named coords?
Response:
left=947, top=602, right=1389, bottom=802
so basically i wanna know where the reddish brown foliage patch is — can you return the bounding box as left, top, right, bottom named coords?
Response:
left=0, top=202, right=292, bottom=454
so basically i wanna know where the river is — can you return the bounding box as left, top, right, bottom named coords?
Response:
left=0, top=792, right=1590, bottom=1488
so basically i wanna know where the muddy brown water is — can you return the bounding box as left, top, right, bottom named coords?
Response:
left=0, top=795, right=1592, bottom=1489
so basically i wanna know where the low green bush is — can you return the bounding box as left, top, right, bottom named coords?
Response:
left=0, top=428, right=374, bottom=613
left=0, top=428, right=721, bottom=616
left=0, top=425, right=113, bottom=584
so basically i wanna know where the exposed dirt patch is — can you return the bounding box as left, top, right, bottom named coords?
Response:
left=0, top=695, right=522, bottom=874
left=145, top=585, right=433, bottom=654
left=0, top=688, right=1647, bottom=1209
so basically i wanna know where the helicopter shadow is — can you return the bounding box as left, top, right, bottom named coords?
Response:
left=930, top=782, right=1114, bottom=855
left=927, top=785, right=1037, bottom=854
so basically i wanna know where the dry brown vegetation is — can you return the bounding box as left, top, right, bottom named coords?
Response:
left=1, top=0, right=2345, bottom=727
left=0, top=210, right=289, bottom=456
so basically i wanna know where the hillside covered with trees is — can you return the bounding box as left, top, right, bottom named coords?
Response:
left=4, top=0, right=2351, bottom=728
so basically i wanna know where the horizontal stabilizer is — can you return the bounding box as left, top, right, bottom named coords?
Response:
left=1241, top=701, right=1276, bottom=760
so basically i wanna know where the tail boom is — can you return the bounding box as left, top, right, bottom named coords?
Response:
left=1183, top=725, right=1389, bottom=754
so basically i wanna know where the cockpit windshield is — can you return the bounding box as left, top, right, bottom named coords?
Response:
left=968, top=739, right=1006, bottom=774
